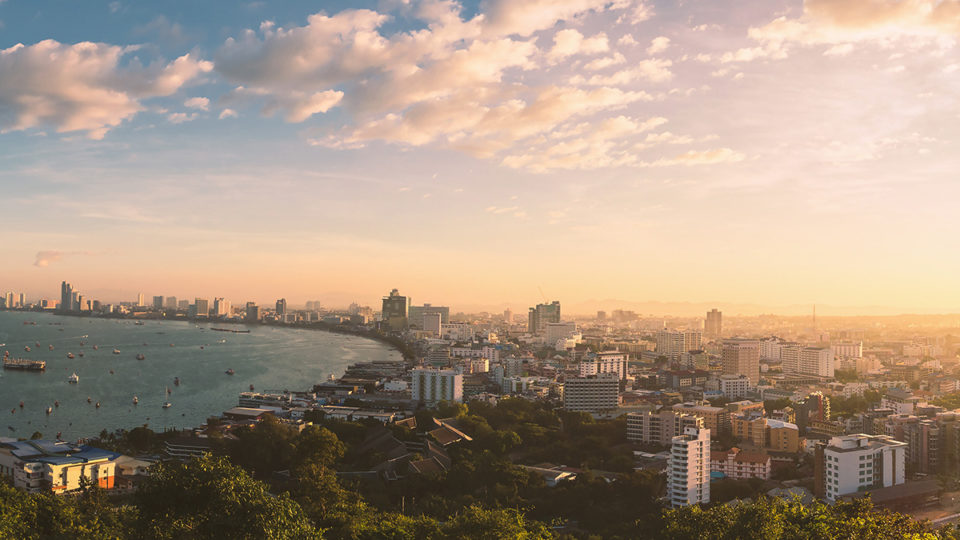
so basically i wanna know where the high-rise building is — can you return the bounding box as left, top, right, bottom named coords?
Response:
left=705, top=309, right=722, bottom=339
left=503, top=308, right=513, bottom=324
left=627, top=410, right=704, bottom=445
left=213, top=297, right=231, bottom=317
left=4, top=292, right=14, bottom=309
left=60, top=281, right=76, bottom=312
left=245, top=302, right=260, bottom=322
left=381, top=289, right=409, bottom=331
left=177, top=299, right=190, bottom=310
left=563, top=373, right=619, bottom=413
left=17, top=293, right=25, bottom=308
left=527, top=301, right=561, bottom=334
left=782, top=345, right=834, bottom=377
left=815, top=434, right=906, bottom=501
left=152, top=296, right=164, bottom=309
left=408, top=303, right=450, bottom=329
left=411, top=368, right=463, bottom=405
left=597, top=310, right=607, bottom=321
left=545, top=321, right=579, bottom=345
left=656, top=329, right=703, bottom=360
left=165, top=296, right=177, bottom=309
left=423, top=312, right=442, bottom=337
left=137, top=293, right=145, bottom=307
left=722, top=338, right=760, bottom=385
left=667, top=427, right=711, bottom=507
left=193, top=298, right=209, bottom=319
left=275, top=298, right=287, bottom=316
left=578, top=351, right=628, bottom=380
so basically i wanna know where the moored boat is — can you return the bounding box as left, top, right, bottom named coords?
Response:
left=68, top=373, right=79, bottom=383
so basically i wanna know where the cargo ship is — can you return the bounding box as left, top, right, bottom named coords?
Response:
left=3, top=358, right=46, bottom=371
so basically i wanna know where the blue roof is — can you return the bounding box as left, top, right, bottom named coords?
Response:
left=5, top=439, right=119, bottom=463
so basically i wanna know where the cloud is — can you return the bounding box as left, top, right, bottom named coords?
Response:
left=0, top=40, right=211, bottom=139
left=722, top=0, right=960, bottom=63
left=570, top=58, right=673, bottom=84
left=646, top=36, right=670, bottom=55
left=218, top=108, right=238, bottom=119
left=167, top=112, right=198, bottom=124
left=33, top=251, right=62, bottom=267
left=184, top=97, right=210, bottom=110
left=213, top=1, right=657, bottom=169
left=547, top=29, right=609, bottom=63
left=647, top=147, right=746, bottom=167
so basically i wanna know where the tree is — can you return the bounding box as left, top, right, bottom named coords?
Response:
left=135, top=454, right=318, bottom=539
left=441, top=505, right=553, bottom=539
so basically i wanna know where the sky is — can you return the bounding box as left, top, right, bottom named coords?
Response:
left=2, top=0, right=960, bottom=314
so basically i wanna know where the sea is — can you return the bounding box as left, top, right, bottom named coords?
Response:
left=0, top=311, right=401, bottom=441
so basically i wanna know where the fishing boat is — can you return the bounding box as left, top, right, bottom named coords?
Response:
left=78, top=351, right=84, bottom=357
left=46, top=407, right=52, bottom=415
left=112, top=349, right=120, bottom=355
left=166, top=387, right=171, bottom=395
left=95, top=401, right=101, bottom=408
left=48, top=345, right=54, bottom=351
left=249, top=384, right=254, bottom=391
left=68, top=373, right=79, bottom=383
left=3, top=358, right=46, bottom=371
left=93, top=345, right=99, bottom=350
left=109, top=370, right=114, bottom=374
left=136, top=353, right=145, bottom=361
left=19, top=401, right=24, bottom=408
left=132, top=396, right=139, bottom=405
left=24, top=346, right=30, bottom=352
left=174, top=377, right=180, bottom=386
left=225, top=369, right=235, bottom=375
left=67, top=353, right=75, bottom=359
left=54, top=400, right=59, bottom=408
left=162, top=402, right=172, bottom=409
left=86, top=397, right=92, bottom=404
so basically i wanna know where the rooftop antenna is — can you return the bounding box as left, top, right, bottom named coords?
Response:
left=538, top=286, right=548, bottom=304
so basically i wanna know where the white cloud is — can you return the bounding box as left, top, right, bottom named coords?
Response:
left=184, top=96, right=210, bottom=110
left=218, top=108, right=238, bottom=119
left=0, top=40, right=211, bottom=139
left=571, top=58, right=673, bottom=84
left=646, top=36, right=670, bottom=55
left=167, top=112, right=198, bottom=124
left=617, top=34, right=637, bottom=46
left=646, top=147, right=746, bottom=167
left=547, top=29, right=609, bottom=63
left=584, top=52, right=626, bottom=71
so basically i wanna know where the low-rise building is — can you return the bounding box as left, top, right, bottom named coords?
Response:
left=672, top=402, right=730, bottom=436
left=815, top=434, right=907, bottom=502
left=563, top=373, right=620, bottom=413
left=0, top=439, right=121, bottom=494
left=711, top=447, right=771, bottom=480
left=626, top=410, right=704, bottom=446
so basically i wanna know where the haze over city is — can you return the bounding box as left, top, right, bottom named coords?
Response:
left=2, top=0, right=959, bottom=314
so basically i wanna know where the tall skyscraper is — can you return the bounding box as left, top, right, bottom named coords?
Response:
left=527, top=300, right=561, bottom=334
left=137, top=293, right=145, bottom=307
left=194, top=298, right=209, bottom=318
left=60, top=281, right=76, bottom=312
left=408, top=303, right=450, bottom=329
left=503, top=308, right=513, bottom=323
left=667, top=427, right=711, bottom=507
left=722, top=338, right=760, bottom=385
left=245, top=302, right=260, bottom=322
left=152, top=296, right=164, bottom=309
left=381, top=288, right=409, bottom=331
left=705, top=309, right=722, bottom=338
left=165, top=296, right=177, bottom=309
left=275, top=298, right=287, bottom=316
left=213, top=297, right=231, bottom=317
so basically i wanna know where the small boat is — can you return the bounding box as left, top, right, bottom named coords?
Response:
left=225, top=369, right=235, bottom=375
left=200, top=346, right=204, bottom=350
left=162, top=402, right=172, bottom=409
left=174, top=377, right=180, bottom=386
left=48, top=345, right=54, bottom=351
left=24, top=346, right=30, bottom=352
left=166, top=387, right=171, bottom=395
left=19, top=401, right=24, bottom=408
left=54, top=400, right=60, bottom=408
left=328, top=373, right=336, bottom=381
left=132, top=396, right=139, bottom=405
left=136, top=353, right=145, bottom=361
left=68, top=373, right=79, bottom=383
left=67, top=353, right=75, bottom=359
left=249, top=384, right=254, bottom=391
left=95, top=401, right=101, bottom=408
left=112, top=349, right=120, bottom=355
left=109, top=370, right=114, bottom=374
left=45, top=407, right=52, bottom=415
left=86, top=397, right=92, bottom=403
left=78, top=352, right=84, bottom=357
left=169, top=343, right=175, bottom=347
left=35, top=342, right=40, bottom=347
left=93, top=345, right=99, bottom=350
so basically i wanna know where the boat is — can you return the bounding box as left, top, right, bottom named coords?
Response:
left=86, top=397, right=92, bottom=404
left=136, top=353, right=145, bottom=361
left=162, top=402, right=172, bottom=409
left=78, top=352, right=84, bottom=357
left=48, top=345, right=54, bottom=351
left=24, top=346, right=30, bottom=352
left=4, top=358, right=46, bottom=371
left=19, top=401, right=23, bottom=408
left=169, top=343, right=175, bottom=347
left=67, top=353, right=74, bottom=359
left=211, top=328, right=250, bottom=334
left=109, top=370, right=114, bottom=374
left=225, top=369, right=235, bottom=375
left=54, top=400, right=59, bottom=408
left=93, top=345, right=99, bottom=350
left=134, top=321, right=144, bottom=326
left=112, top=349, right=120, bottom=354
left=45, top=407, right=52, bottom=415
left=68, top=373, right=79, bottom=383
left=249, top=384, right=254, bottom=391
left=95, top=402, right=100, bottom=408
left=132, top=396, right=139, bottom=405
left=166, top=387, right=171, bottom=395
left=174, top=377, right=180, bottom=386
left=35, top=341, right=39, bottom=347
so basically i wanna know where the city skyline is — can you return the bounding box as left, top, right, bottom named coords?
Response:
left=4, top=0, right=960, bottom=312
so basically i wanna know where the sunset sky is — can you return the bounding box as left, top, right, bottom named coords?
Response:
left=2, top=0, right=959, bottom=314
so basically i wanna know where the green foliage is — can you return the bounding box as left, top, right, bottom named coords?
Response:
left=763, top=398, right=793, bottom=415
left=934, top=391, right=960, bottom=410
left=709, top=478, right=768, bottom=504
left=831, top=390, right=881, bottom=418
left=658, top=496, right=956, bottom=540
left=135, top=454, right=318, bottom=539
left=834, top=369, right=859, bottom=383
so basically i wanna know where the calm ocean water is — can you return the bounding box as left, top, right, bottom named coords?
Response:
left=0, top=311, right=400, bottom=441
